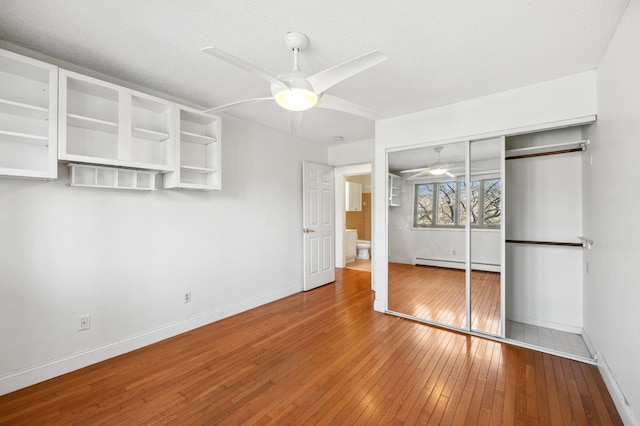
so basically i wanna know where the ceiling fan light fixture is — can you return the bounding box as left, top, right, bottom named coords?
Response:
left=274, top=87, right=318, bottom=111
left=429, top=167, right=448, bottom=176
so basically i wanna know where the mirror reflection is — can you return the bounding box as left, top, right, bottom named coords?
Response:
left=388, top=142, right=468, bottom=329
left=387, top=139, right=503, bottom=335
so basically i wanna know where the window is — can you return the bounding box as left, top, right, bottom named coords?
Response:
left=414, top=178, right=501, bottom=228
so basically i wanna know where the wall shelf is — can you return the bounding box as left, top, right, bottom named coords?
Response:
left=181, top=165, right=217, bottom=174
left=0, top=98, right=48, bottom=120
left=0, top=129, right=49, bottom=146
left=163, top=106, right=221, bottom=190
left=67, top=113, right=118, bottom=134
left=132, top=127, right=170, bottom=142
left=68, top=163, right=157, bottom=191
left=180, top=130, right=217, bottom=145
left=0, top=48, right=58, bottom=180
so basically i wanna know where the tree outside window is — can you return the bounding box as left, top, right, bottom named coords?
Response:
left=414, top=179, right=501, bottom=228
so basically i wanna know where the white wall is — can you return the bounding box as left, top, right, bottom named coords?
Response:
left=373, top=71, right=597, bottom=313
left=0, top=115, right=327, bottom=394
left=584, top=0, right=640, bottom=423
left=328, top=138, right=374, bottom=166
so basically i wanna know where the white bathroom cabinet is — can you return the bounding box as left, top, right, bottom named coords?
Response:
left=163, top=106, right=221, bottom=190
left=58, top=69, right=175, bottom=172
left=345, top=181, right=362, bottom=212
left=388, top=173, right=402, bottom=206
left=0, top=48, right=58, bottom=179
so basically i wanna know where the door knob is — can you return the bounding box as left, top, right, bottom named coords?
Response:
left=303, top=228, right=316, bottom=233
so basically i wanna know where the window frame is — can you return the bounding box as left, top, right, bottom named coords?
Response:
left=412, top=178, right=501, bottom=229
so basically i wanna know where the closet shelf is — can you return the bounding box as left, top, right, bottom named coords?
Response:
left=0, top=98, right=48, bottom=120
left=506, top=140, right=587, bottom=160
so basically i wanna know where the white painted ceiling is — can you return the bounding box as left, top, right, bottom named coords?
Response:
left=0, top=0, right=629, bottom=146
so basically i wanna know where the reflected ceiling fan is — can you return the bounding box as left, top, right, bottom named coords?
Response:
left=400, top=147, right=457, bottom=180
left=201, top=32, right=387, bottom=134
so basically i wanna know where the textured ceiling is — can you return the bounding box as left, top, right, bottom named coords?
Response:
left=0, top=0, right=629, bottom=146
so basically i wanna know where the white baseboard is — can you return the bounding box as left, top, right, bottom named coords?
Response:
left=581, top=330, right=639, bottom=426
left=412, top=257, right=501, bottom=272
left=505, top=313, right=582, bottom=334
left=0, top=285, right=298, bottom=396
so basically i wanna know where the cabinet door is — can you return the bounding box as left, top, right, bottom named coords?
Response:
left=345, top=182, right=362, bottom=211
left=0, top=49, right=58, bottom=179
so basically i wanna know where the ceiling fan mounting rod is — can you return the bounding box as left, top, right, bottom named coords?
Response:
left=284, top=32, right=309, bottom=72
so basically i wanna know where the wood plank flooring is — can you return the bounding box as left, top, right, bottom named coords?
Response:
left=0, top=268, right=621, bottom=425
left=388, top=263, right=502, bottom=335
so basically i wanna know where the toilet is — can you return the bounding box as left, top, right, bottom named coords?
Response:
left=356, top=240, right=371, bottom=260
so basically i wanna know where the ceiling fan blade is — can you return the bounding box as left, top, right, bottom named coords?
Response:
left=406, top=170, right=432, bottom=181
left=400, top=168, right=429, bottom=174
left=307, top=50, right=387, bottom=94
left=315, top=93, right=383, bottom=120
left=445, top=171, right=456, bottom=178
left=202, top=47, right=290, bottom=88
left=203, top=97, right=273, bottom=114
left=288, top=111, right=303, bottom=135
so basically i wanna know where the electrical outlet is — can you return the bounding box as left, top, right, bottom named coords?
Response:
left=452, top=250, right=456, bottom=255
left=78, top=314, right=91, bottom=331
left=184, top=291, right=191, bottom=303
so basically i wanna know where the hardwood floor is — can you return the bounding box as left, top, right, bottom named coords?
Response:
left=0, top=268, right=621, bottom=425
left=388, top=263, right=502, bottom=335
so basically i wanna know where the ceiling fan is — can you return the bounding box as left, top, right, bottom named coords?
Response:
left=201, top=32, right=387, bottom=134
left=400, top=147, right=457, bottom=180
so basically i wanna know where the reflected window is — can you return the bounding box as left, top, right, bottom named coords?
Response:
left=414, top=179, right=500, bottom=228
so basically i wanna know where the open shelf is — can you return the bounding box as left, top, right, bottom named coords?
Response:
left=132, top=127, right=170, bottom=142
left=0, top=98, right=48, bottom=120
left=68, top=163, right=157, bottom=191
left=0, top=48, right=58, bottom=180
left=0, top=129, right=48, bottom=146
left=180, top=131, right=217, bottom=145
left=181, top=165, right=217, bottom=174
left=67, top=113, right=118, bottom=134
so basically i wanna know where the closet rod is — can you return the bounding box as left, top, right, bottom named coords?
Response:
left=505, top=147, right=583, bottom=160
left=506, top=239, right=583, bottom=247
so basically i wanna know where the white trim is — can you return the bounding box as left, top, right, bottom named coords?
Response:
left=412, top=257, right=501, bottom=272
left=582, top=330, right=639, bottom=426
left=0, top=286, right=297, bottom=396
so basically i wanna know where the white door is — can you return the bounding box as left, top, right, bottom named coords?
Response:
left=303, top=161, right=335, bottom=291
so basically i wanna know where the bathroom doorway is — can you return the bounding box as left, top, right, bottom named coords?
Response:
left=334, top=164, right=372, bottom=276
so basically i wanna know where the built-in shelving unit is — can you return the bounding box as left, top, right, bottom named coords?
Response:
left=0, top=47, right=224, bottom=190
left=0, top=49, right=58, bottom=179
left=388, top=173, right=402, bottom=206
left=163, top=106, right=221, bottom=190
left=58, top=70, right=175, bottom=172
left=68, top=163, right=157, bottom=190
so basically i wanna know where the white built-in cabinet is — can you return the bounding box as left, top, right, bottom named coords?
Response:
left=163, top=106, right=221, bottom=190
left=58, top=69, right=174, bottom=172
left=0, top=49, right=58, bottom=179
left=345, top=181, right=362, bottom=212
left=0, top=47, right=223, bottom=191
left=388, top=173, right=402, bottom=206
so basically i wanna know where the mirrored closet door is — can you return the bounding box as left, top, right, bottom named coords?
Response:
left=387, top=138, right=505, bottom=337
